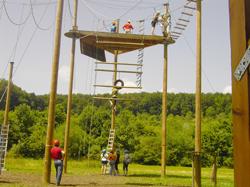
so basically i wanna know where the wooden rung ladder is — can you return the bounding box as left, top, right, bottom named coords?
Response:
left=106, top=129, right=115, bottom=173
left=0, top=124, right=9, bottom=171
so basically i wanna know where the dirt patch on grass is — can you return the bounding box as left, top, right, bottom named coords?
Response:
left=0, top=171, right=191, bottom=187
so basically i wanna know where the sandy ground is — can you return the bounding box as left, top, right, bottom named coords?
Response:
left=0, top=171, right=190, bottom=187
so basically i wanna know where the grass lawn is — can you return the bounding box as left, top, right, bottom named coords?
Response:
left=4, top=157, right=234, bottom=186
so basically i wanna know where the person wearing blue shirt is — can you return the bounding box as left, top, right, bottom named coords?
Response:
left=110, top=21, right=116, bottom=33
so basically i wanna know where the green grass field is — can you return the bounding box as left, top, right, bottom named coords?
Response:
left=4, top=158, right=234, bottom=186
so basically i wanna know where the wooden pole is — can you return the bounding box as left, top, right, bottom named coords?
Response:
left=161, top=41, right=168, bottom=177
left=3, top=62, right=14, bottom=128
left=195, top=0, right=202, bottom=186
left=229, top=0, right=250, bottom=186
left=63, top=0, right=78, bottom=174
left=43, top=0, right=64, bottom=183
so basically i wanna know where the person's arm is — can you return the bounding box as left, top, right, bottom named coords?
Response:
left=61, top=150, right=65, bottom=161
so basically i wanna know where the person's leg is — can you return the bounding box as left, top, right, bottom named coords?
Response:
left=109, top=163, right=112, bottom=175
left=104, top=165, right=107, bottom=174
left=125, top=164, right=128, bottom=176
left=123, top=162, right=125, bottom=175
left=101, top=164, right=104, bottom=174
left=57, top=161, right=63, bottom=185
left=113, top=164, right=116, bottom=175
left=151, top=27, right=155, bottom=35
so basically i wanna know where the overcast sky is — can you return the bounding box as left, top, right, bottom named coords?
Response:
left=0, top=0, right=232, bottom=96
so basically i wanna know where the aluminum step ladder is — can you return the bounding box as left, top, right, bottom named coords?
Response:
left=0, top=124, right=9, bottom=171
left=106, top=129, right=115, bottom=173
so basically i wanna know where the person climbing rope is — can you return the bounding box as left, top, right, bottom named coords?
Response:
left=109, top=87, right=118, bottom=110
left=108, top=150, right=117, bottom=175
left=101, top=149, right=108, bottom=175
left=123, top=20, right=135, bottom=34
left=151, top=11, right=160, bottom=35
left=110, top=21, right=116, bottom=33
left=51, top=140, right=65, bottom=186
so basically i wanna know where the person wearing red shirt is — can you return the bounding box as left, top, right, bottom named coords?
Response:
left=51, top=140, right=65, bottom=186
left=123, top=20, right=135, bottom=34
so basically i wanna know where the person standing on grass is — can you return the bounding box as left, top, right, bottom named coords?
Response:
left=108, top=150, right=116, bottom=175
left=101, top=149, right=108, bottom=175
left=115, top=149, right=120, bottom=175
left=51, top=140, right=65, bottom=186
left=123, top=150, right=132, bottom=176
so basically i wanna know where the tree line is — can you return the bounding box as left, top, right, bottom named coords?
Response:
left=0, top=80, right=233, bottom=168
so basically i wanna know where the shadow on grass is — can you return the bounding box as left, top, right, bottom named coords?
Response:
left=125, top=183, right=190, bottom=187
left=128, top=173, right=192, bottom=179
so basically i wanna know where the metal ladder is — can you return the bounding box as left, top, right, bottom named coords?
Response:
left=0, top=124, right=9, bottom=171
left=106, top=129, right=115, bottom=173
left=136, top=20, right=145, bottom=87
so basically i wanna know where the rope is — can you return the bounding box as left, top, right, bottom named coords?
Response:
left=13, top=5, right=25, bottom=62
left=0, top=1, right=58, bottom=6
left=0, top=0, right=4, bottom=10
left=67, top=0, right=74, bottom=19
left=30, top=0, right=56, bottom=30
left=3, top=0, right=36, bottom=26
left=12, top=0, right=54, bottom=78
left=171, top=11, right=216, bottom=93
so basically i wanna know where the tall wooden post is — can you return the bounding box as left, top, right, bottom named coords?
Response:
left=229, top=0, right=250, bottom=186
left=195, top=0, right=202, bottom=186
left=161, top=41, right=168, bottom=178
left=3, top=62, right=14, bottom=128
left=161, top=4, right=169, bottom=178
left=111, top=20, right=119, bottom=147
left=43, top=0, right=64, bottom=183
left=63, top=0, right=78, bottom=174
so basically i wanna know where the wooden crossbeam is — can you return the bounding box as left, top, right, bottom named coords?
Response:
left=96, top=41, right=144, bottom=47
left=93, top=97, right=141, bottom=102
left=178, top=18, right=190, bottom=22
left=176, top=23, right=187, bottom=27
left=94, top=69, right=143, bottom=74
left=181, top=12, right=193, bottom=16
left=174, top=26, right=185, bottom=30
left=172, top=31, right=182, bottom=35
left=171, top=35, right=180, bottom=38
left=93, top=85, right=142, bottom=89
left=184, top=5, right=196, bottom=10
left=95, top=62, right=143, bottom=66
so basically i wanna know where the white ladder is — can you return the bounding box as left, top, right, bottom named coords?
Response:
left=106, top=129, right=115, bottom=173
left=0, top=124, right=9, bottom=171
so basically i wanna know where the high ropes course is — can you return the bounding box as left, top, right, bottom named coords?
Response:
left=0, top=0, right=233, bottom=187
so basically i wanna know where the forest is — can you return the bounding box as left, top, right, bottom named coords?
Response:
left=0, top=80, right=233, bottom=168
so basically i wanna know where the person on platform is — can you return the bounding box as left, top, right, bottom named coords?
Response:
left=151, top=11, right=160, bottom=35
left=166, top=13, right=172, bottom=38
left=101, top=149, right=108, bottom=175
left=108, top=150, right=117, bottom=175
left=123, top=20, right=135, bottom=34
left=158, top=13, right=165, bottom=36
left=109, top=87, right=118, bottom=110
left=110, top=21, right=116, bottom=33
left=123, top=150, right=132, bottom=176
left=51, top=140, right=65, bottom=186
left=115, top=149, right=120, bottom=175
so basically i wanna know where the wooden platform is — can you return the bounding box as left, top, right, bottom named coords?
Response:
left=64, top=30, right=175, bottom=61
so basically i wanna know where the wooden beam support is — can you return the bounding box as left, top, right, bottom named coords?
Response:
left=181, top=12, right=193, bottom=16
left=93, top=85, right=142, bottom=89
left=95, top=62, right=143, bottom=66
left=229, top=0, right=250, bottom=186
left=93, top=97, right=140, bottom=102
left=184, top=5, right=196, bottom=10
left=94, top=69, right=143, bottom=74
left=176, top=23, right=187, bottom=27
left=96, top=41, right=144, bottom=47
left=174, top=26, right=185, bottom=30
left=178, top=18, right=190, bottom=22
left=172, top=31, right=182, bottom=35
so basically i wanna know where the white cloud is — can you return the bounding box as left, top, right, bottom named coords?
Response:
left=223, top=85, right=232, bottom=94
left=59, top=65, right=70, bottom=82
left=167, top=87, right=177, bottom=93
